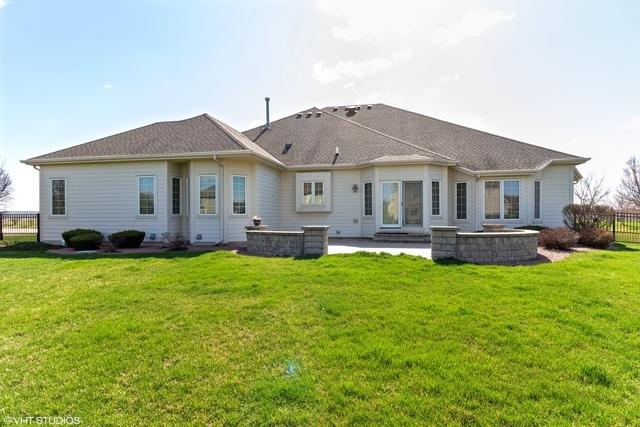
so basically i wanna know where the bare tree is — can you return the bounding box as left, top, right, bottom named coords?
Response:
left=0, top=161, right=13, bottom=209
left=574, top=174, right=610, bottom=207
left=617, top=156, right=640, bottom=209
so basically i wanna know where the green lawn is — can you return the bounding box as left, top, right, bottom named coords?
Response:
left=1, top=246, right=639, bottom=425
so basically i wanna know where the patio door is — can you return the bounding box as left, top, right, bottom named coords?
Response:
left=381, top=181, right=400, bottom=227
left=403, top=181, right=423, bottom=227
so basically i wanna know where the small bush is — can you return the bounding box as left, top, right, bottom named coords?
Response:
left=579, top=227, right=614, bottom=249
left=162, top=232, right=188, bottom=251
left=538, top=228, right=579, bottom=250
left=109, top=230, right=145, bottom=248
left=563, top=204, right=614, bottom=231
left=515, top=225, right=549, bottom=232
left=62, top=229, right=101, bottom=246
left=69, top=233, right=103, bottom=251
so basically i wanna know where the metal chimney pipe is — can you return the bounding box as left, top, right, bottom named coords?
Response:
left=264, top=97, right=271, bottom=129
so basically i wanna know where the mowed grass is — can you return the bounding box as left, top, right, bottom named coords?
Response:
left=1, top=246, right=639, bottom=425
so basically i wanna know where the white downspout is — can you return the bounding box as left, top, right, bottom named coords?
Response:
left=213, top=155, right=225, bottom=245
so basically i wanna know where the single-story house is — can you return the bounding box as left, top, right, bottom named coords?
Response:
left=23, top=102, right=589, bottom=244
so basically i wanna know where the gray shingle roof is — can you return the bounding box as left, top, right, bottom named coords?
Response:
left=320, top=104, right=587, bottom=171
left=24, top=114, right=283, bottom=166
left=242, top=107, right=454, bottom=168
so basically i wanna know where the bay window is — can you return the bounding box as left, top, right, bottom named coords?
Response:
left=363, top=182, right=372, bottom=216
left=199, top=175, right=217, bottom=215
left=456, top=182, right=467, bottom=220
left=232, top=175, right=247, bottom=215
left=431, top=180, right=440, bottom=216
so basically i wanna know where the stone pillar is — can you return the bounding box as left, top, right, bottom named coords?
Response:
left=302, top=226, right=330, bottom=255
left=430, top=226, right=459, bottom=260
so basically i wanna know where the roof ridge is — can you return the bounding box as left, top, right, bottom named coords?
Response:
left=322, top=108, right=455, bottom=162
left=377, top=103, right=585, bottom=160
left=202, top=113, right=249, bottom=150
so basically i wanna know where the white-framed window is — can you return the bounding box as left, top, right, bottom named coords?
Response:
left=534, top=180, right=541, bottom=220
left=51, top=178, right=66, bottom=216
left=456, top=182, right=468, bottom=220
left=431, top=180, right=440, bottom=216
left=138, top=176, right=156, bottom=216
left=483, top=179, right=521, bottom=220
left=302, top=181, right=325, bottom=205
left=199, top=175, right=217, bottom=215
left=363, top=182, right=372, bottom=216
left=171, top=177, right=181, bottom=215
left=232, top=175, right=247, bottom=215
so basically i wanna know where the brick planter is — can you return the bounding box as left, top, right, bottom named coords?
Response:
left=246, top=225, right=329, bottom=257
left=431, top=226, right=539, bottom=264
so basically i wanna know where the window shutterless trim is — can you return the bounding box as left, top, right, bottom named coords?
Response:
left=171, top=176, right=182, bottom=216
left=363, top=182, right=373, bottom=216
left=231, top=174, right=247, bottom=216
left=137, top=175, right=156, bottom=216
left=198, top=174, right=218, bottom=216
left=50, top=178, right=67, bottom=216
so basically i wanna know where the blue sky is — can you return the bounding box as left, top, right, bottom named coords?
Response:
left=1, top=0, right=639, bottom=210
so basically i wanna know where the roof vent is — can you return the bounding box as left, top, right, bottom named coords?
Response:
left=367, top=104, right=372, bottom=110
left=283, top=143, right=293, bottom=154
left=305, top=112, right=312, bottom=118
left=332, top=107, right=338, bottom=112
left=316, top=111, right=322, bottom=117
left=345, top=105, right=360, bottom=111
left=296, top=112, right=303, bottom=118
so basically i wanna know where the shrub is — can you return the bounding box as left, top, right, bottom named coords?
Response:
left=68, top=233, right=103, bottom=251
left=515, top=225, right=549, bottom=232
left=538, top=228, right=579, bottom=250
left=579, top=227, right=614, bottom=249
left=563, top=204, right=614, bottom=231
left=109, top=230, right=145, bottom=248
left=62, top=229, right=101, bottom=246
left=162, top=232, right=188, bottom=251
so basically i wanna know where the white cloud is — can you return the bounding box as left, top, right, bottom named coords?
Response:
left=431, top=9, right=515, bottom=48
left=315, top=0, right=440, bottom=42
left=621, top=114, right=640, bottom=130
left=357, top=92, right=383, bottom=104
left=312, top=49, right=412, bottom=84
left=0, top=0, right=9, bottom=10
left=101, top=84, right=115, bottom=89
left=343, top=82, right=356, bottom=91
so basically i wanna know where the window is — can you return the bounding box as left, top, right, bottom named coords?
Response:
left=363, top=182, right=372, bottom=216
left=484, top=181, right=500, bottom=219
left=172, top=177, right=181, bottom=215
left=138, top=176, right=155, bottom=215
left=483, top=180, right=521, bottom=220
left=534, top=180, right=541, bottom=220
left=302, top=181, right=325, bottom=205
left=199, top=175, right=217, bottom=215
left=232, top=175, right=247, bottom=215
left=431, top=180, right=440, bottom=216
left=51, top=179, right=66, bottom=215
left=503, top=180, right=520, bottom=219
left=456, top=182, right=467, bottom=220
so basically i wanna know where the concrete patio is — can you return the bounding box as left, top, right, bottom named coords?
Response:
left=328, top=238, right=432, bottom=259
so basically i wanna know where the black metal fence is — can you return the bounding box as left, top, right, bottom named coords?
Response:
left=0, top=212, right=40, bottom=242
left=605, top=211, right=640, bottom=243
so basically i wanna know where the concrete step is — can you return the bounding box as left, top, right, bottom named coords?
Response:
left=373, top=232, right=431, bottom=243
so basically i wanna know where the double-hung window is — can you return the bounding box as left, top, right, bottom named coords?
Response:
left=431, top=180, right=440, bottom=216
left=51, top=179, right=66, bottom=216
left=138, top=176, right=155, bottom=215
left=232, top=175, right=247, bottom=215
left=363, top=182, right=372, bottom=216
left=199, top=175, right=217, bottom=215
left=302, top=181, right=325, bottom=205
left=484, top=180, right=521, bottom=220
left=456, top=182, right=467, bottom=220
left=534, top=180, right=541, bottom=220
left=172, top=177, right=181, bottom=215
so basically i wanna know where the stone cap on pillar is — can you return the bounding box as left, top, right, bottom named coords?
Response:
left=430, top=226, right=460, bottom=231
left=302, top=226, right=330, bottom=231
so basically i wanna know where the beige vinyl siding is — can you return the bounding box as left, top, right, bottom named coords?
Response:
left=255, top=163, right=281, bottom=230
left=540, top=164, right=574, bottom=227
left=280, top=170, right=362, bottom=237
left=39, top=161, right=167, bottom=244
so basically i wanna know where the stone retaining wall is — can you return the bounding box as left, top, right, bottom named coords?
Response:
left=246, top=226, right=329, bottom=257
left=431, top=226, right=539, bottom=264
